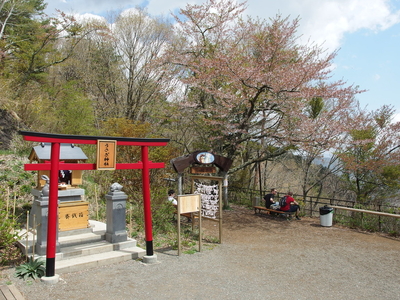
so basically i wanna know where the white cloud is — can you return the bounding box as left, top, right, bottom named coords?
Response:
left=146, top=0, right=400, bottom=52
left=44, top=0, right=400, bottom=53
left=392, top=113, right=400, bottom=123
left=45, top=0, right=142, bottom=16
left=73, top=13, right=107, bottom=24
left=146, top=0, right=194, bottom=16
left=246, top=0, right=400, bottom=51
left=374, top=74, right=381, bottom=81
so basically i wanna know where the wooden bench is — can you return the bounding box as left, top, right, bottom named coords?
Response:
left=173, top=211, right=199, bottom=223
left=0, top=284, right=25, bottom=300
left=253, top=206, right=295, bottom=218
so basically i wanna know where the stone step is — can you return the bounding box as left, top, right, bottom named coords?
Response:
left=58, top=227, right=93, bottom=237
left=17, top=230, right=107, bottom=255
left=58, top=231, right=106, bottom=248
left=54, top=246, right=146, bottom=274
left=58, top=238, right=138, bottom=259
left=17, top=220, right=146, bottom=274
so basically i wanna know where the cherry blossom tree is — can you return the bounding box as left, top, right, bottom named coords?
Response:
left=165, top=0, right=362, bottom=174
left=293, top=97, right=348, bottom=200
left=338, top=105, right=400, bottom=204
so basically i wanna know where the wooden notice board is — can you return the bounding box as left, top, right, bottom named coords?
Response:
left=178, top=194, right=201, bottom=214
left=96, top=140, right=117, bottom=170
left=177, top=194, right=202, bottom=256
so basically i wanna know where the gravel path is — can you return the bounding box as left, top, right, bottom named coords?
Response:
left=1, top=205, right=400, bottom=300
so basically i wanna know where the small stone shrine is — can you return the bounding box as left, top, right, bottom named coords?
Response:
left=28, top=143, right=89, bottom=255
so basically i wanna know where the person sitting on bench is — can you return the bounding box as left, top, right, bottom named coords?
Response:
left=168, top=189, right=177, bottom=205
left=279, top=191, right=301, bottom=220
left=263, top=188, right=277, bottom=209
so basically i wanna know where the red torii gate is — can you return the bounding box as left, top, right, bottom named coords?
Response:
left=19, top=131, right=169, bottom=278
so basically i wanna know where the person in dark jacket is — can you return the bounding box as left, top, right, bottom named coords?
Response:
left=263, top=188, right=277, bottom=208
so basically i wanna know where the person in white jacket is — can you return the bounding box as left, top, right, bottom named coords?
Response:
left=168, top=189, right=177, bottom=205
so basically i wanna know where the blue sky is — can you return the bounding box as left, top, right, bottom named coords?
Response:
left=44, top=0, right=400, bottom=121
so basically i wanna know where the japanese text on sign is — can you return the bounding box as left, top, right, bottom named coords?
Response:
left=64, top=212, right=84, bottom=219
left=97, top=140, right=117, bottom=170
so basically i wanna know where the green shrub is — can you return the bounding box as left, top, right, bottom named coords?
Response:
left=152, top=201, right=176, bottom=235
left=15, top=257, right=46, bottom=280
left=0, top=209, right=22, bottom=266
left=183, top=249, right=197, bottom=254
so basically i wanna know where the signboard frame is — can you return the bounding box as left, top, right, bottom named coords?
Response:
left=96, top=140, right=117, bottom=170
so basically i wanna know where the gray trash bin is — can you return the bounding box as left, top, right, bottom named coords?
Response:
left=252, top=196, right=261, bottom=207
left=319, top=205, right=333, bottom=227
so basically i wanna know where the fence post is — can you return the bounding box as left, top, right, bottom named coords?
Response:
left=378, top=204, right=381, bottom=232
left=361, top=212, right=364, bottom=228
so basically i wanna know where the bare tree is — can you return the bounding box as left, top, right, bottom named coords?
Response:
left=112, top=8, right=174, bottom=121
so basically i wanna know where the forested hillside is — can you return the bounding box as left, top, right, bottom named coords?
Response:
left=1, top=0, right=399, bottom=206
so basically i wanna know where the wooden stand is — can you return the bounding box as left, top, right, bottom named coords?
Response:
left=177, top=194, right=202, bottom=256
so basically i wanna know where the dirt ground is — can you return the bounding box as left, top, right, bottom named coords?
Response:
left=1, top=204, right=400, bottom=299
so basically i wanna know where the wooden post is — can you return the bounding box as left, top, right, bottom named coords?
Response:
left=26, top=211, right=29, bottom=261
left=199, top=204, right=202, bottom=252
left=177, top=200, right=181, bottom=256
left=219, top=179, right=223, bottom=243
